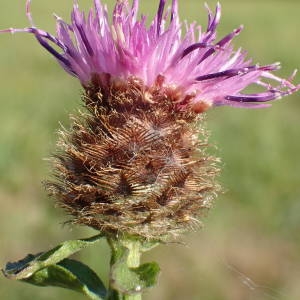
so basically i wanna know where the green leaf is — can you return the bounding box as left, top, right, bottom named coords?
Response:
left=2, top=234, right=106, bottom=300
left=23, top=259, right=106, bottom=300
left=110, top=246, right=160, bottom=295
left=133, top=263, right=160, bottom=288
left=3, top=233, right=103, bottom=280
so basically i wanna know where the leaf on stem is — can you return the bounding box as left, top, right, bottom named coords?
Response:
left=25, top=258, right=106, bottom=299
left=110, top=246, right=160, bottom=295
left=2, top=234, right=106, bottom=300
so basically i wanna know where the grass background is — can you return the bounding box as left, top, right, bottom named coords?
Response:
left=0, top=0, right=299, bottom=299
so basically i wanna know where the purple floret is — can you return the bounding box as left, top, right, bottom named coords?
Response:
left=2, top=0, right=299, bottom=112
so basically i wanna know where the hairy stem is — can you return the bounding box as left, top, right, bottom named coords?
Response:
left=107, top=237, right=142, bottom=300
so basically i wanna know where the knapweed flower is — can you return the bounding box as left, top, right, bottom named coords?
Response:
left=5, top=0, right=299, bottom=111
left=3, top=0, right=298, bottom=239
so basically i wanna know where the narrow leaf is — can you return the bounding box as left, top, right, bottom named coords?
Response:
left=3, top=233, right=103, bottom=280
left=22, top=258, right=107, bottom=300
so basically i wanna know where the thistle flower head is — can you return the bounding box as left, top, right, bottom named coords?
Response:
left=46, top=78, right=221, bottom=239
left=2, top=1, right=299, bottom=240
left=3, top=0, right=299, bottom=112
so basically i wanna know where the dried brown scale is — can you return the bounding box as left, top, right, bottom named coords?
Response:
left=47, top=77, right=221, bottom=240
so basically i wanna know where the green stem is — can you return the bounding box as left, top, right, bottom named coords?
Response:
left=106, top=237, right=142, bottom=300
left=123, top=241, right=141, bottom=300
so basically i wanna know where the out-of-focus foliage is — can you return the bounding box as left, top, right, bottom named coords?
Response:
left=0, top=1, right=299, bottom=299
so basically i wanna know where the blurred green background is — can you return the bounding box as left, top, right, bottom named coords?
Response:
left=0, top=0, right=299, bottom=299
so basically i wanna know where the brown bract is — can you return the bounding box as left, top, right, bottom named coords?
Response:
left=47, top=76, right=221, bottom=240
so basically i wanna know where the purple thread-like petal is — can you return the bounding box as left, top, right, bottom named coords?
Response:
left=195, top=64, right=279, bottom=81
left=225, top=92, right=280, bottom=103
left=182, top=42, right=215, bottom=59
left=199, top=26, right=243, bottom=64
left=1, top=0, right=298, bottom=111
left=156, top=0, right=167, bottom=36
